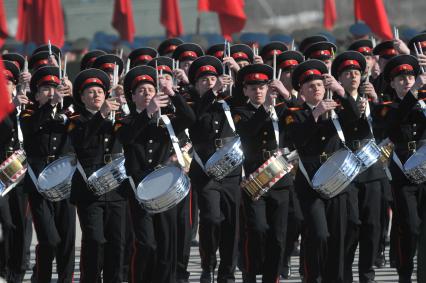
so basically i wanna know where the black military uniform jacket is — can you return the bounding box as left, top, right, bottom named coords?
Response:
left=0, top=110, right=21, bottom=161
left=187, top=89, right=242, bottom=185
left=234, top=101, right=294, bottom=189
left=284, top=95, right=359, bottom=198
left=385, top=92, right=426, bottom=182
left=117, top=93, right=196, bottom=185
left=20, top=103, right=74, bottom=193
left=69, top=109, right=129, bottom=203
left=342, top=94, right=387, bottom=182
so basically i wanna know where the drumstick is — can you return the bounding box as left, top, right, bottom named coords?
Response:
left=20, top=57, right=28, bottom=111
left=291, top=39, right=295, bottom=51
left=371, top=36, right=377, bottom=49
left=415, top=43, right=425, bottom=74
left=110, top=64, right=119, bottom=123
left=155, top=61, right=161, bottom=126
left=48, top=40, right=53, bottom=64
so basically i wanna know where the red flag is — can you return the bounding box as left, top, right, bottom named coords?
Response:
left=323, top=0, right=337, bottom=30
left=0, top=61, right=14, bottom=122
left=112, top=0, right=136, bottom=42
left=354, top=0, right=392, bottom=40
left=16, top=0, right=65, bottom=47
left=198, top=0, right=246, bottom=41
left=161, top=0, right=184, bottom=38
left=0, top=0, right=8, bottom=47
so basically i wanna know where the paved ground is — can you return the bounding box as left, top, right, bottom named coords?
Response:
left=22, top=221, right=417, bottom=282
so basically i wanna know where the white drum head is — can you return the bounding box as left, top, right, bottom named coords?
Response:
left=404, top=145, right=426, bottom=171
left=38, top=157, right=76, bottom=190
left=137, top=166, right=182, bottom=201
left=313, top=150, right=350, bottom=186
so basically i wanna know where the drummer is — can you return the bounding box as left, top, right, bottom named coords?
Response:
left=117, top=64, right=195, bottom=283
left=0, top=60, right=30, bottom=282
left=128, top=47, right=158, bottom=68
left=20, top=66, right=76, bottom=283
left=233, top=63, right=294, bottom=282
left=331, top=51, right=387, bottom=283
left=186, top=55, right=241, bottom=283
left=382, top=54, right=426, bottom=283
left=283, top=59, right=359, bottom=282
left=68, top=68, right=130, bottom=282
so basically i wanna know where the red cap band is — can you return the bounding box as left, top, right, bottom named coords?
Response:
left=101, top=63, right=116, bottom=71
left=33, top=59, right=49, bottom=69
left=196, top=65, right=218, bottom=79
left=379, top=48, right=397, bottom=57
left=135, top=55, right=153, bottom=63
left=299, top=69, right=322, bottom=84
left=419, top=41, right=426, bottom=48
left=266, top=49, right=283, bottom=59
left=79, top=78, right=105, bottom=92
left=179, top=51, right=198, bottom=60
left=156, top=65, right=172, bottom=73
left=279, top=59, right=298, bottom=69
left=165, top=45, right=177, bottom=54
left=214, top=51, right=224, bottom=58
left=87, top=57, right=97, bottom=64
left=131, top=75, right=155, bottom=90
left=232, top=52, right=249, bottom=60
left=337, top=60, right=361, bottom=73
left=11, top=61, right=21, bottom=69
left=310, top=50, right=331, bottom=58
left=244, top=73, right=269, bottom=83
left=357, top=46, right=372, bottom=54
left=37, top=75, right=60, bottom=87
left=390, top=64, right=414, bottom=78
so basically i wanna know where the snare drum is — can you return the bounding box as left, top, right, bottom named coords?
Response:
left=87, top=156, right=128, bottom=196
left=37, top=156, right=77, bottom=201
left=205, top=137, right=244, bottom=181
left=404, top=144, right=426, bottom=184
left=355, top=139, right=381, bottom=172
left=242, top=151, right=293, bottom=201
left=135, top=165, right=190, bottom=214
left=0, top=149, right=27, bottom=196
left=312, top=149, right=362, bottom=199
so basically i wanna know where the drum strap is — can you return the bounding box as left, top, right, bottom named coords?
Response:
left=391, top=151, right=407, bottom=176
left=297, top=157, right=313, bottom=187
left=75, top=160, right=88, bottom=182
left=270, top=107, right=280, bottom=149
left=128, top=176, right=136, bottom=193
left=418, top=100, right=426, bottom=117
left=365, top=102, right=375, bottom=137
left=26, top=165, right=39, bottom=190
left=218, top=100, right=236, bottom=133
left=161, top=115, right=186, bottom=168
left=331, top=110, right=346, bottom=144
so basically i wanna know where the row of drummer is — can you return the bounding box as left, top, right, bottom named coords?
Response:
left=1, top=34, right=426, bottom=283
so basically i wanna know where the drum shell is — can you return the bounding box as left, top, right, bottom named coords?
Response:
left=355, top=140, right=381, bottom=172
left=312, top=149, right=362, bottom=199
left=87, top=156, right=128, bottom=196
left=404, top=145, right=426, bottom=184
left=204, top=137, right=244, bottom=181
left=242, top=153, right=293, bottom=201
left=0, top=150, right=27, bottom=195
left=37, top=156, right=77, bottom=202
left=135, top=166, right=190, bottom=214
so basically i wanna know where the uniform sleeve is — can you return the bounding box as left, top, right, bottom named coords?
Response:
left=70, top=112, right=108, bottom=149
left=235, top=106, right=270, bottom=138
left=285, top=110, right=319, bottom=147
left=20, top=103, right=54, bottom=135
left=170, top=93, right=196, bottom=134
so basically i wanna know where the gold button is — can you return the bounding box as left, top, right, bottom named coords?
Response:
left=149, top=140, right=153, bottom=143
left=148, top=149, right=152, bottom=153
left=105, top=148, right=109, bottom=152
left=413, top=132, right=417, bottom=135
left=263, top=131, right=268, bottom=135
left=214, top=121, right=219, bottom=124
left=413, top=124, right=417, bottom=127
left=104, top=138, right=109, bottom=142
left=148, top=159, right=152, bottom=163
left=262, top=140, right=267, bottom=144
left=53, top=137, right=56, bottom=141
left=354, top=127, right=358, bottom=131
left=321, top=136, right=325, bottom=141
left=53, top=147, right=56, bottom=150
left=215, top=130, right=219, bottom=133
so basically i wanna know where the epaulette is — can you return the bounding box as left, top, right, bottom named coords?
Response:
left=20, top=108, right=34, bottom=118
left=68, top=114, right=80, bottom=120
left=287, top=107, right=302, bottom=112
left=233, top=113, right=241, bottom=124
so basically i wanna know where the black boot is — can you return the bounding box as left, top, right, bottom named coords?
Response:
left=200, top=270, right=214, bottom=283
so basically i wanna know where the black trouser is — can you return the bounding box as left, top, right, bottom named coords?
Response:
left=296, top=175, right=348, bottom=283
left=242, top=187, right=290, bottom=283
left=77, top=200, right=126, bottom=283
left=0, top=193, right=13, bottom=278
left=190, top=185, right=199, bottom=242
left=281, top=187, right=303, bottom=275
left=5, top=183, right=31, bottom=282
left=122, top=204, right=134, bottom=282
left=391, top=180, right=425, bottom=282
left=129, top=193, right=177, bottom=283
left=418, top=205, right=426, bottom=282
left=197, top=177, right=241, bottom=283
left=344, top=179, right=382, bottom=283
left=176, top=191, right=191, bottom=281
left=28, top=190, right=75, bottom=283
